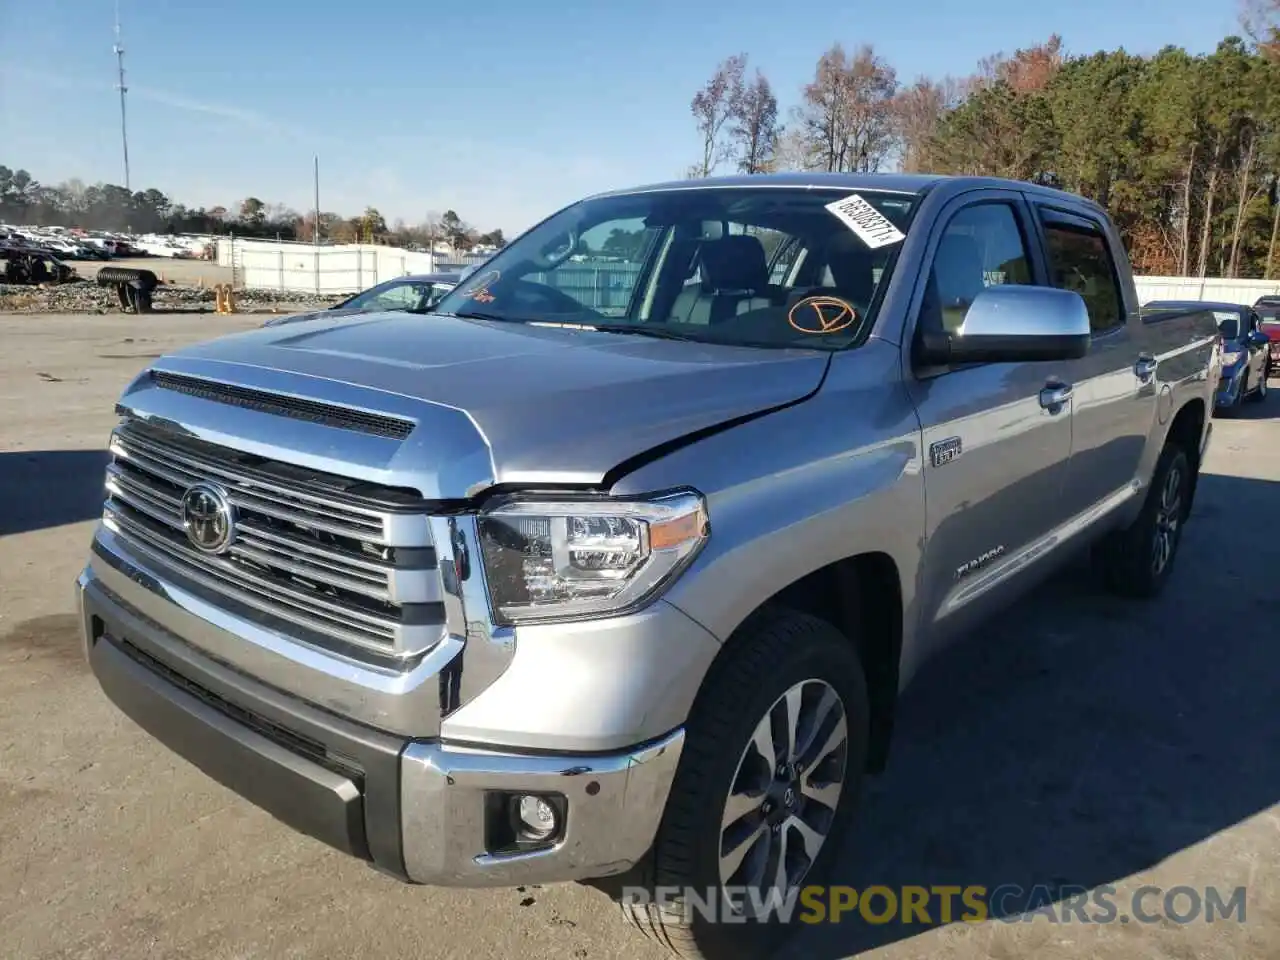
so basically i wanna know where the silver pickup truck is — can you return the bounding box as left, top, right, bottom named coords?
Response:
left=77, top=173, right=1219, bottom=959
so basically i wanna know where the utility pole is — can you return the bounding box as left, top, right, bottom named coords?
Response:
left=313, top=155, right=321, bottom=245
left=113, top=0, right=131, bottom=191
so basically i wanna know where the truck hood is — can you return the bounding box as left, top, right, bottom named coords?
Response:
left=260, top=305, right=369, bottom=327
left=122, top=311, right=830, bottom=498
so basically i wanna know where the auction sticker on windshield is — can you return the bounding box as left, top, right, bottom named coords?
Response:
left=825, top=194, right=906, bottom=249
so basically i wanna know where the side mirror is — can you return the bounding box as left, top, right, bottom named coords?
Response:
left=917, top=285, right=1092, bottom=366
left=1247, top=329, right=1269, bottom=348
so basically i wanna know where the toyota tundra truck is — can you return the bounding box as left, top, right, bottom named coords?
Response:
left=76, top=173, right=1219, bottom=959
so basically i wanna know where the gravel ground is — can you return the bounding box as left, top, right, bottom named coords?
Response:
left=0, top=258, right=342, bottom=315
left=1, top=313, right=1277, bottom=960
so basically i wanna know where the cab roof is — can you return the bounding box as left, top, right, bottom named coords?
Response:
left=590, top=172, right=1105, bottom=212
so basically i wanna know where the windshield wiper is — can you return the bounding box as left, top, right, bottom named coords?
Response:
left=579, top=323, right=704, bottom=342
left=448, top=309, right=518, bottom=323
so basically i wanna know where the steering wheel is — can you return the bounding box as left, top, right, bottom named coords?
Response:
left=530, top=228, right=579, bottom=270
left=511, top=279, right=602, bottom=318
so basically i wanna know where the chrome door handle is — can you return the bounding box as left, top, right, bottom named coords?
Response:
left=1134, top=354, right=1158, bottom=380
left=1039, top=382, right=1073, bottom=410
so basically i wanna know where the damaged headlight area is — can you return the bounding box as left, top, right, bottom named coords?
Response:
left=477, top=491, right=709, bottom=624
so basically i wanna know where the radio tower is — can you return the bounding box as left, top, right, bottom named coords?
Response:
left=113, top=0, right=131, bottom=191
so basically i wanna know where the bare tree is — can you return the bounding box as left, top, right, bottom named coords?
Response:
left=974, top=35, right=1065, bottom=93
left=794, top=44, right=899, bottom=173
left=1242, top=0, right=1280, bottom=58
left=847, top=46, right=900, bottom=171
left=421, top=210, right=442, bottom=251
left=892, top=77, right=965, bottom=172
left=771, top=124, right=813, bottom=172
left=1227, top=125, right=1269, bottom=276
left=690, top=54, right=748, bottom=177
left=728, top=69, right=779, bottom=173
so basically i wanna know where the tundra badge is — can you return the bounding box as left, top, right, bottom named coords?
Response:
left=956, top=545, right=1006, bottom=580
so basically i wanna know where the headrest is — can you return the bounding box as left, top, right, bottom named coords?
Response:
left=698, top=235, right=769, bottom=293
left=824, top=231, right=878, bottom=302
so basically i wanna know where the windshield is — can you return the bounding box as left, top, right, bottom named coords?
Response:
left=343, top=278, right=451, bottom=312
left=1212, top=310, right=1242, bottom=339
left=431, top=186, right=920, bottom=350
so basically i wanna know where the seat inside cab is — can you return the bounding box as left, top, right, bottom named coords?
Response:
left=667, top=235, right=779, bottom=325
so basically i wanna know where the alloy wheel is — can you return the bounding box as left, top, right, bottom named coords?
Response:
left=718, top=678, right=848, bottom=915
left=1151, top=463, right=1183, bottom=577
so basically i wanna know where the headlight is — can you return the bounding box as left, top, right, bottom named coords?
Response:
left=477, top=490, right=709, bottom=624
left=1221, top=350, right=1243, bottom=366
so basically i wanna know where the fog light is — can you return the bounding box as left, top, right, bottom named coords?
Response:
left=516, top=795, right=558, bottom=840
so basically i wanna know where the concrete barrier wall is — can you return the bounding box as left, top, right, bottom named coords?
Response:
left=217, top=238, right=1280, bottom=302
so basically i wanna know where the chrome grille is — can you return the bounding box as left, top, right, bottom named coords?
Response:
left=102, top=420, right=444, bottom=661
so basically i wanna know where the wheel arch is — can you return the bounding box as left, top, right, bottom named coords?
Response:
left=698, top=552, right=904, bottom=775
left=1164, top=397, right=1206, bottom=517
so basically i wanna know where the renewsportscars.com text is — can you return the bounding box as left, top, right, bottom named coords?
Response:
left=623, top=883, right=1248, bottom=926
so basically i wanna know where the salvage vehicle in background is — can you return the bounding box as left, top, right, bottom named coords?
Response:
left=1145, top=300, right=1271, bottom=412
left=78, top=173, right=1219, bottom=960
left=1, top=242, right=76, bottom=284
left=261, top=271, right=460, bottom=327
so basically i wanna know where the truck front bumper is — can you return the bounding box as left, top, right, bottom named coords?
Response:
left=77, top=567, right=684, bottom=887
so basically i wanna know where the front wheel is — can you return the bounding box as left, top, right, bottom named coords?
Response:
left=1094, top=442, right=1191, bottom=598
left=622, top=609, right=870, bottom=960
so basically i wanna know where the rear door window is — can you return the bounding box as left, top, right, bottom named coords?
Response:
left=1037, top=208, right=1125, bottom=334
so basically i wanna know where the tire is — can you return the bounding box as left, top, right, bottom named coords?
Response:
left=620, top=608, right=870, bottom=960
left=1094, top=442, right=1192, bottom=599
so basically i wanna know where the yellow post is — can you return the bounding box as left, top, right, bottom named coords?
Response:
left=214, top=283, right=235, bottom=314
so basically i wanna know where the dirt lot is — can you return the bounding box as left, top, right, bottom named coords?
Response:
left=1, top=313, right=1277, bottom=960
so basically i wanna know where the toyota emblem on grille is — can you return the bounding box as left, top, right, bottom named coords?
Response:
left=181, top=483, right=236, bottom=553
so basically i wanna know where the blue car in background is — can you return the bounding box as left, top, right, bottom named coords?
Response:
left=262, top=272, right=461, bottom=328
left=1144, top=299, right=1272, bottom=414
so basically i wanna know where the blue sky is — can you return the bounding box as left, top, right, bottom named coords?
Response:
left=0, top=0, right=1243, bottom=234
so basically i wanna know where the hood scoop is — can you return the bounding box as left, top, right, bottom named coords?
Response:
left=148, top=370, right=416, bottom=441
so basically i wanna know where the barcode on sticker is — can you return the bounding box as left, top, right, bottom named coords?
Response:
left=825, top=194, right=906, bottom=249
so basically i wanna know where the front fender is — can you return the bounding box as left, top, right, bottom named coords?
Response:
left=609, top=340, right=926, bottom=676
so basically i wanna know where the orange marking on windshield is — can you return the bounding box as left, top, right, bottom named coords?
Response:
left=787, top=296, right=857, bottom=335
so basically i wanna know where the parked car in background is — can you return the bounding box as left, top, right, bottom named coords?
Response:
left=1257, top=300, right=1280, bottom=370
left=1145, top=299, right=1271, bottom=412
left=1, top=242, right=77, bottom=283
left=261, top=272, right=460, bottom=327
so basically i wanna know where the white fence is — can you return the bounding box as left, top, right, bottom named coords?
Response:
left=215, top=238, right=489, bottom=294
left=217, top=237, right=1280, bottom=303
left=1133, top=275, right=1280, bottom=304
